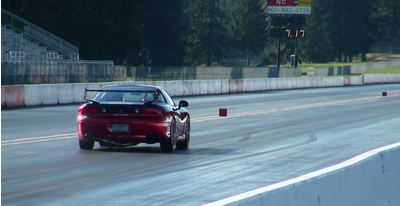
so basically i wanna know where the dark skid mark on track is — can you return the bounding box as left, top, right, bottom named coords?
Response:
left=164, top=141, right=316, bottom=175
left=95, top=146, right=161, bottom=154
left=94, top=146, right=236, bottom=155
left=74, top=135, right=318, bottom=182
left=175, top=148, right=237, bottom=155
left=308, top=133, right=318, bottom=143
left=241, top=134, right=251, bottom=142
left=127, top=135, right=318, bottom=177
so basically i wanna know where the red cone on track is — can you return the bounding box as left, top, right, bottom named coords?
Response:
left=219, top=108, right=227, bottom=117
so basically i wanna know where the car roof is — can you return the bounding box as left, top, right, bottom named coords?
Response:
left=102, top=85, right=161, bottom=92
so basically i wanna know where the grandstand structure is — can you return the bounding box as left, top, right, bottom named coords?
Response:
left=1, top=9, right=79, bottom=62
left=1, top=9, right=125, bottom=85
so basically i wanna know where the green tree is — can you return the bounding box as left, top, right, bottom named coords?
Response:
left=352, top=0, right=376, bottom=62
left=218, top=0, right=236, bottom=26
left=137, top=1, right=185, bottom=66
left=303, top=0, right=376, bottom=62
left=302, top=0, right=336, bottom=62
left=371, top=0, right=400, bottom=42
left=184, top=0, right=227, bottom=66
left=335, top=0, right=375, bottom=62
left=228, top=0, right=268, bottom=65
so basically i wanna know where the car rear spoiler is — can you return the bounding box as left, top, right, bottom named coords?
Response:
left=84, top=89, right=102, bottom=104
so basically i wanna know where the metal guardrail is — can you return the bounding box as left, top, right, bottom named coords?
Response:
left=78, top=60, right=115, bottom=65
left=1, top=60, right=114, bottom=65
left=128, top=66, right=301, bottom=81
left=24, top=26, right=78, bottom=59
left=1, top=60, right=121, bottom=85
left=1, top=9, right=79, bottom=60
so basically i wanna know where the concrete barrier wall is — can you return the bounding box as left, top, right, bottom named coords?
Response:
left=263, top=77, right=344, bottom=91
left=24, top=85, right=42, bottom=106
left=199, top=80, right=209, bottom=95
left=24, top=84, right=59, bottom=106
left=58, top=84, right=74, bottom=104
left=40, top=84, right=59, bottom=105
left=183, top=80, right=194, bottom=96
left=72, top=83, right=89, bottom=103
left=344, top=75, right=363, bottom=86
left=2, top=85, right=25, bottom=107
left=207, top=143, right=400, bottom=206
left=1, top=87, right=5, bottom=107
left=229, top=79, right=243, bottom=93
left=2, top=74, right=400, bottom=108
left=363, top=74, right=400, bottom=84
left=243, top=78, right=265, bottom=92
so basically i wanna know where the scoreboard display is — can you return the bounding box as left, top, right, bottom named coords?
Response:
left=267, top=0, right=311, bottom=6
left=270, top=28, right=305, bottom=39
left=266, top=0, right=312, bottom=15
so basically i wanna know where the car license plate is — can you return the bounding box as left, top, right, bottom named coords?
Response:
left=110, top=123, right=129, bottom=132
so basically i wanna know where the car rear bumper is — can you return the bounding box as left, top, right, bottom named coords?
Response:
left=78, top=117, right=170, bottom=144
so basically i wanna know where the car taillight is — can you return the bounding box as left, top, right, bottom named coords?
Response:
left=141, top=108, right=158, bottom=114
left=141, top=108, right=165, bottom=115
left=77, top=105, right=86, bottom=121
left=77, top=105, right=101, bottom=121
left=78, top=105, right=101, bottom=114
left=78, top=105, right=86, bottom=115
left=87, top=107, right=102, bottom=113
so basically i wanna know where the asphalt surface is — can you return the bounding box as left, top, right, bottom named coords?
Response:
left=2, top=84, right=400, bottom=206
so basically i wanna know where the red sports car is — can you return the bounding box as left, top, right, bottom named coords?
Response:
left=77, top=85, right=190, bottom=152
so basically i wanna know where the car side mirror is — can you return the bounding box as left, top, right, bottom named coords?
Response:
left=178, top=100, right=189, bottom=108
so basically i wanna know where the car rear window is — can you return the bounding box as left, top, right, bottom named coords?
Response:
left=94, top=91, right=165, bottom=103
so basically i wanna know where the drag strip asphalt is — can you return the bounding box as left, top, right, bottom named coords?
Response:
left=2, top=84, right=400, bottom=206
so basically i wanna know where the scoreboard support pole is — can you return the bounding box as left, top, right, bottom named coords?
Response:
left=295, top=36, right=298, bottom=68
left=277, top=36, right=281, bottom=71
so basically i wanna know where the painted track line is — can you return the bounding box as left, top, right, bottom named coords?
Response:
left=2, top=133, right=77, bottom=146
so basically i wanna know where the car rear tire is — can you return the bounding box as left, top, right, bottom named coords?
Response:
left=177, top=117, right=190, bottom=150
left=79, top=136, right=94, bottom=150
left=160, top=119, right=176, bottom=153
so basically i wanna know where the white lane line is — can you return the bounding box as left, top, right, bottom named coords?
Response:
left=203, top=141, right=400, bottom=206
left=3, top=93, right=398, bottom=146
left=2, top=133, right=77, bottom=146
left=3, top=136, right=77, bottom=146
